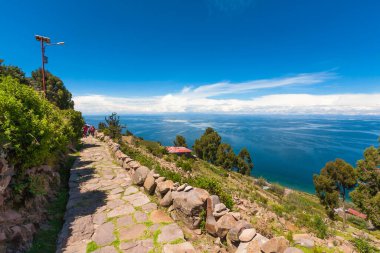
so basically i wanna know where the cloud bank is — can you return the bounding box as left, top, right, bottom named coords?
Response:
left=73, top=72, right=380, bottom=115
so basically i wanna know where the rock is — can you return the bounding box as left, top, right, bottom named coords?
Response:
left=93, top=212, right=107, bottom=225
left=251, top=233, right=269, bottom=247
left=194, top=229, right=202, bottom=235
left=124, top=186, right=139, bottom=196
left=261, top=236, right=289, bottom=253
left=120, top=239, right=154, bottom=253
left=156, top=180, right=174, bottom=196
left=172, top=188, right=210, bottom=229
left=216, top=213, right=238, bottom=238
left=210, top=195, right=220, bottom=209
left=123, top=192, right=150, bottom=207
left=206, top=197, right=218, bottom=236
left=156, top=176, right=166, bottom=183
left=227, top=219, right=253, bottom=244
left=160, top=190, right=173, bottom=207
left=134, top=211, right=148, bottom=223
left=246, top=239, right=261, bottom=253
left=293, top=234, right=315, bottom=248
left=117, top=215, right=134, bottom=227
left=129, top=161, right=141, bottom=170
left=153, top=173, right=160, bottom=179
left=122, top=158, right=133, bottom=169
left=177, top=183, right=187, bottom=191
left=284, top=247, right=304, bottom=253
left=93, top=246, right=118, bottom=253
left=214, top=203, right=227, bottom=213
left=163, top=242, right=196, bottom=253
left=108, top=204, right=135, bottom=218
left=158, top=223, right=184, bottom=243
left=150, top=210, right=173, bottom=223
left=143, top=174, right=156, bottom=194
left=213, top=209, right=229, bottom=218
left=141, top=202, right=158, bottom=212
left=236, top=242, right=249, bottom=253
left=132, top=166, right=150, bottom=185
left=184, top=185, right=193, bottom=192
left=230, top=212, right=241, bottom=220
left=239, top=228, right=256, bottom=242
left=119, top=224, right=146, bottom=241
left=214, top=237, right=221, bottom=245
left=92, top=222, right=115, bottom=246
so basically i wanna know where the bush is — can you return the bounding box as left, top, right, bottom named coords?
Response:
left=312, top=215, right=328, bottom=239
left=351, top=238, right=379, bottom=253
left=0, top=76, right=83, bottom=199
left=269, top=183, right=285, bottom=197
left=256, top=177, right=267, bottom=187
left=347, top=216, right=367, bottom=229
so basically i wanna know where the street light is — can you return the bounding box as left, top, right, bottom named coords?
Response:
left=35, top=35, right=64, bottom=96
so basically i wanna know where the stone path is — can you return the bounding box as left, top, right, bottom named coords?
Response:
left=56, top=137, right=191, bottom=253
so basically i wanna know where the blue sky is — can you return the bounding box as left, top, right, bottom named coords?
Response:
left=1, top=0, right=380, bottom=114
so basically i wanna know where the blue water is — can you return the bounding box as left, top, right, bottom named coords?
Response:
left=84, top=114, right=380, bottom=193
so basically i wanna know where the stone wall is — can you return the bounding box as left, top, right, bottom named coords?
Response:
left=0, top=148, right=61, bottom=253
left=96, top=131, right=299, bottom=253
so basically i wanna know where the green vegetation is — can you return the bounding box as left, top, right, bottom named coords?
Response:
left=86, top=241, right=100, bottom=253
left=350, top=142, right=380, bottom=228
left=194, top=127, right=253, bottom=175
left=351, top=238, right=380, bottom=253
left=173, top=134, right=187, bottom=147
left=0, top=75, right=83, bottom=201
left=313, top=158, right=356, bottom=226
left=28, top=155, right=77, bottom=253
left=100, top=112, right=123, bottom=140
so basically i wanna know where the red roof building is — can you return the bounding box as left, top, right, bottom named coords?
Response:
left=166, top=146, right=192, bottom=154
left=347, top=208, right=367, bottom=219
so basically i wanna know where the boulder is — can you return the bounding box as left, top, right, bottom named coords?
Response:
left=122, top=158, right=133, bottom=169
left=216, top=214, right=238, bottom=238
left=251, top=233, right=269, bottom=247
left=132, top=166, right=150, bottom=186
left=172, top=188, right=210, bottom=229
left=128, top=161, right=141, bottom=170
left=160, top=190, right=173, bottom=207
left=206, top=197, right=218, bottom=236
left=261, top=236, right=289, bottom=253
left=143, top=173, right=157, bottom=194
left=246, top=239, right=261, bottom=253
left=156, top=180, right=174, bottom=196
left=293, top=234, right=315, bottom=248
left=227, top=219, right=253, bottom=243
left=156, top=177, right=166, bottom=183
left=177, top=183, right=187, bottom=191
left=214, top=203, right=227, bottom=213
left=239, top=228, right=256, bottom=242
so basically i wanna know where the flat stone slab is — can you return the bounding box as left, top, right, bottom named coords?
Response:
left=93, top=246, right=118, bottom=253
left=141, top=202, right=157, bottom=212
left=107, top=204, right=135, bottom=218
left=93, top=212, right=106, bottom=225
left=163, top=242, right=196, bottom=253
left=119, top=224, right=146, bottom=241
left=120, top=239, right=154, bottom=253
left=117, top=215, right=135, bottom=227
left=150, top=210, right=173, bottom=223
left=92, top=222, right=115, bottom=246
left=123, top=192, right=150, bottom=207
left=158, top=223, right=184, bottom=243
left=124, top=186, right=139, bottom=196
left=134, top=211, right=148, bottom=223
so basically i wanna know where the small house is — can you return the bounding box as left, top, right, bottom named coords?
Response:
left=166, top=146, right=193, bottom=157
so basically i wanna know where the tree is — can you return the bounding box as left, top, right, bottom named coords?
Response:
left=31, top=69, right=74, bottom=109
left=103, top=112, right=122, bottom=140
left=313, top=159, right=357, bottom=227
left=0, top=62, right=30, bottom=85
left=193, top=127, right=221, bottom=163
left=350, top=143, right=380, bottom=227
left=236, top=148, right=254, bottom=175
left=216, top=143, right=236, bottom=170
left=173, top=135, right=187, bottom=147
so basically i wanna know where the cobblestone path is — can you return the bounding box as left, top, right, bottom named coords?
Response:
left=56, top=137, right=193, bottom=253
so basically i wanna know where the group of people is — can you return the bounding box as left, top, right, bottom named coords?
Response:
left=83, top=124, right=95, bottom=137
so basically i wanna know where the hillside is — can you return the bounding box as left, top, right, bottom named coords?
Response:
left=118, top=135, right=380, bottom=252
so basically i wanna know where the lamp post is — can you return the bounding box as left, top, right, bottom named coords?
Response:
left=35, top=35, right=64, bottom=96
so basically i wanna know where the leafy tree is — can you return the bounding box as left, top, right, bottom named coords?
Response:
left=173, top=135, right=187, bottom=147
left=313, top=159, right=357, bottom=227
left=193, top=127, right=221, bottom=163
left=350, top=142, right=380, bottom=227
left=216, top=143, right=236, bottom=170
left=103, top=112, right=123, bottom=140
left=0, top=61, right=30, bottom=85
left=236, top=147, right=254, bottom=175
left=31, top=69, right=74, bottom=109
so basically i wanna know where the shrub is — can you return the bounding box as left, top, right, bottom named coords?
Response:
left=312, top=215, right=328, bottom=239
left=351, top=238, right=378, bottom=253
left=29, top=174, right=48, bottom=196
left=256, top=177, right=267, bottom=187
left=269, top=183, right=285, bottom=197
left=347, top=216, right=367, bottom=229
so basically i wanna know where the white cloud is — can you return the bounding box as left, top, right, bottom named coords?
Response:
left=73, top=72, right=380, bottom=115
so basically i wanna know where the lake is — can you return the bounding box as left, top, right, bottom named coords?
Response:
left=84, top=114, right=380, bottom=193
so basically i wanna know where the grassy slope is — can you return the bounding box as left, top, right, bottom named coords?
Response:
left=120, top=136, right=380, bottom=251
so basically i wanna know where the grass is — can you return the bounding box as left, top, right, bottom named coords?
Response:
left=27, top=154, right=77, bottom=253
left=86, top=241, right=100, bottom=253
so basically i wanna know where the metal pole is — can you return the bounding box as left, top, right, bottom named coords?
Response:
left=40, top=40, right=46, bottom=96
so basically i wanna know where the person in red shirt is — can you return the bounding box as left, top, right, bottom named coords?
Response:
left=89, top=126, right=95, bottom=136
left=82, top=125, right=89, bottom=137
